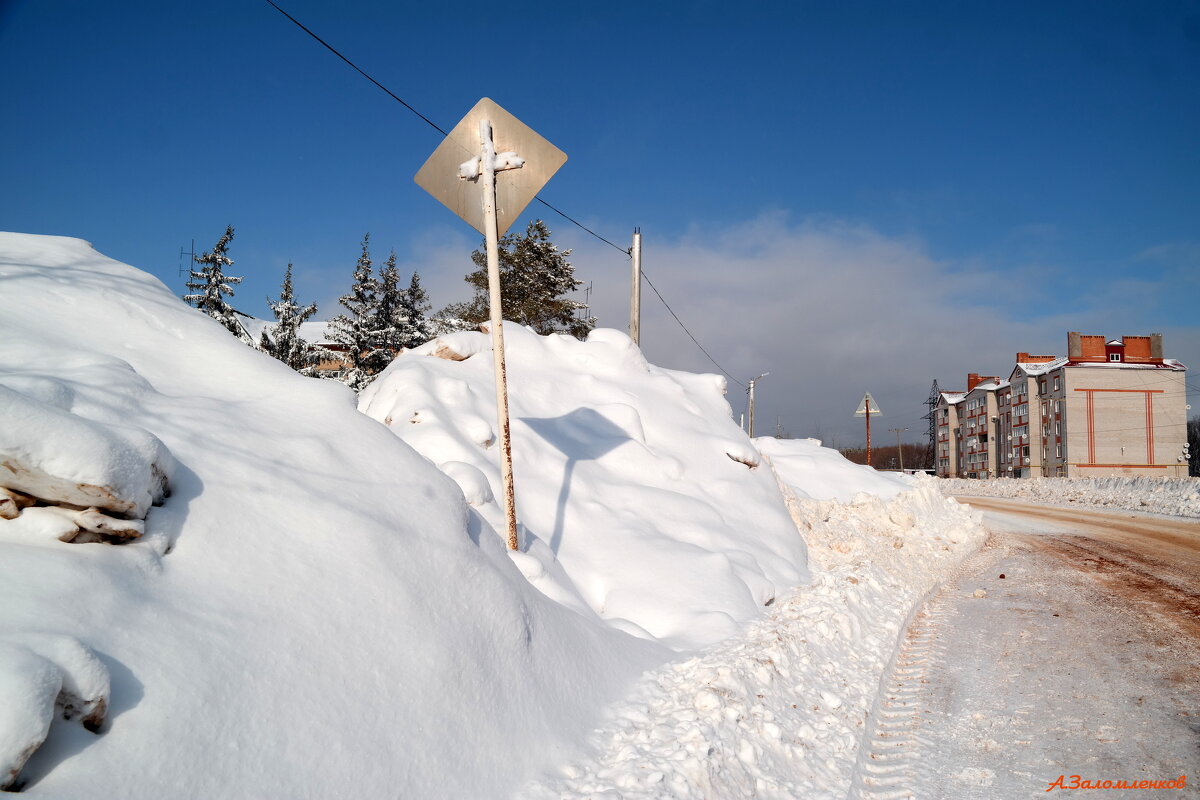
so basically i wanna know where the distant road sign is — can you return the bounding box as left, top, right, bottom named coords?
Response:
left=854, top=392, right=883, bottom=416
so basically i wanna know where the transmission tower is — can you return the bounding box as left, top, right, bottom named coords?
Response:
left=922, top=379, right=940, bottom=469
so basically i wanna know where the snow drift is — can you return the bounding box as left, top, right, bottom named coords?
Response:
left=0, top=233, right=664, bottom=798
left=755, top=435, right=914, bottom=503
left=938, top=476, right=1200, bottom=518
left=525, top=441, right=986, bottom=798
left=359, top=326, right=809, bottom=649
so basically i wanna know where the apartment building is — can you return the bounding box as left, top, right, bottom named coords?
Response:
left=934, top=332, right=1188, bottom=479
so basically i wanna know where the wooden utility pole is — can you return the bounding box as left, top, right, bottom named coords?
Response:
left=855, top=392, right=882, bottom=467
left=629, top=228, right=642, bottom=345
left=889, top=427, right=909, bottom=471
left=866, top=395, right=872, bottom=465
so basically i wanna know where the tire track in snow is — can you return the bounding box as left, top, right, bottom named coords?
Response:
left=849, top=538, right=1005, bottom=800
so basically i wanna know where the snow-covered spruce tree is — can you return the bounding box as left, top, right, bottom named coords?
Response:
left=456, top=219, right=595, bottom=339
left=262, top=263, right=324, bottom=374
left=184, top=225, right=251, bottom=343
left=428, top=304, right=476, bottom=336
left=371, top=255, right=434, bottom=360
left=371, top=251, right=406, bottom=368
left=326, top=234, right=387, bottom=390
left=398, top=270, right=433, bottom=348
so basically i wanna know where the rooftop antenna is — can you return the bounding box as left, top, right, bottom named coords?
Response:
left=178, top=239, right=196, bottom=277
left=578, top=280, right=593, bottom=321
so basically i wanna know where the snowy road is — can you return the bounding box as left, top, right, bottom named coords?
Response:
left=854, top=498, right=1199, bottom=800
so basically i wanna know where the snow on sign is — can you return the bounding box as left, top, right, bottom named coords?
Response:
left=414, top=97, right=567, bottom=236
left=854, top=392, right=883, bottom=416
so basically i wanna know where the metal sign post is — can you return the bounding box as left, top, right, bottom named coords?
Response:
left=477, top=119, right=519, bottom=551
left=854, top=392, right=883, bottom=466
left=415, top=98, right=567, bottom=551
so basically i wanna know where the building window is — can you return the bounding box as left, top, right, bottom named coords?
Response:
left=1056, top=444, right=1062, bottom=458
left=1109, top=353, right=1121, bottom=362
left=1053, top=377, right=1060, bottom=391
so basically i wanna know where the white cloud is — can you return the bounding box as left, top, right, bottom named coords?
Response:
left=557, top=213, right=1200, bottom=446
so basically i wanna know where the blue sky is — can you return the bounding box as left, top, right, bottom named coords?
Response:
left=3, top=0, right=1198, bottom=443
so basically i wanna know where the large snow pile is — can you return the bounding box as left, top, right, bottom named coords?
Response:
left=525, top=447, right=985, bottom=798
left=754, top=436, right=914, bottom=502
left=359, top=327, right=808, bottom=649
left=938, top=476, right=1200, bottom=518
left=0, top=233, right=664, bottom=798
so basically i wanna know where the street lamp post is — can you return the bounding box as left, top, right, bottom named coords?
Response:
left=747, top=372, right=769, bottom=438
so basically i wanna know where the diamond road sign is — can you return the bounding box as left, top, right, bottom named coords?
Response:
left=414, top=97, right=567, bottom=236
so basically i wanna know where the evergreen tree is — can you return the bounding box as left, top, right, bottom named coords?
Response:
left=428, top=304, right=477, bottom=336
left=262, top=263, right=323, bottom=374
left=372, top=251, right=406, bottom=362
left=455, top=220, right=595, bottom=339
left=184, top=225, right=251, bottom=343
left=397, top=270, right=433, bottom=349
left=327, top=234, right=386, bottom=390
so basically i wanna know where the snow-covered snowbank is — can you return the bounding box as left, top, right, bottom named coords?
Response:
left=360, top=327, right=808, bottom=650
left=0, top=231, right=992, bottom=800
left=525, top=445, right=985, bottom=799
left=754, top=436, right=914, bottom=502
left=0, top=233, right=664, bottom=798
left=938, top=476, right=1200, bottom=518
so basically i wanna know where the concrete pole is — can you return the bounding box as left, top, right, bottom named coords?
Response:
left=629, top=228, right=642, bottom=346
left=479, top=119, right=519, bottom=551
left=866, top=395, right=872, bottom=466
left=747, top=372, right=769, bottom=438
left=748, top=381, right=757, bottom=439
left=890, top=427, right=909, bottom=471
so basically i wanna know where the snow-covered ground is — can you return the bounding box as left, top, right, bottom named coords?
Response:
left=523, top=447, right=983, bottom=799
left=0, top=232, right=1002, bottom=798
left=938, top=476, right=1200, bottom=518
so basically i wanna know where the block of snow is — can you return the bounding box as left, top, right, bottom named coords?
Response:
left=0, top=642, right=61, bottom=791
left=0, top=634, right=109, bottom=790
left=2, top=633, right=110, bottom=731
left=0, top=384, right=172, bottom=519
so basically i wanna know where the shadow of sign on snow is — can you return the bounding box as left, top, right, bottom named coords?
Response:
left=519, top=408, right=633, bottom=554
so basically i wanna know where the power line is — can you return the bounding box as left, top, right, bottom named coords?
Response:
left=641, top=272, right=745, bottom=388
left=263, top=0, right=748, bottom=388
left=264, top=0, right=448, bottom=136
left=265, top=0, right=627, bottom=258
left=532, top=196, right=630, bottom=256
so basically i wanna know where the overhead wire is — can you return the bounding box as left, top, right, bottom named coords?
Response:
left=641, top=272, right=745, bottom=388
left=263, top=0, right=746, bottom=388
left=263, top=0, right=448, bottom=136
